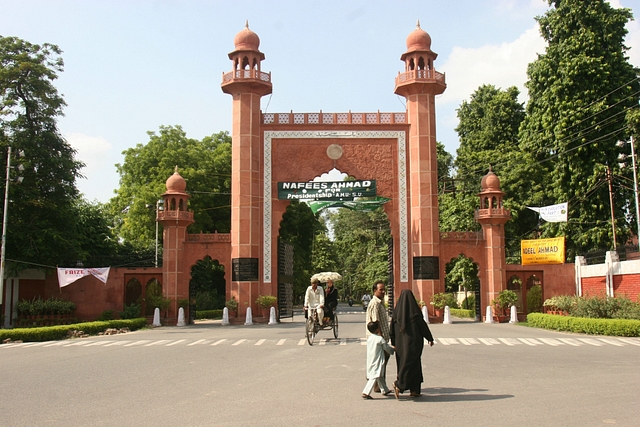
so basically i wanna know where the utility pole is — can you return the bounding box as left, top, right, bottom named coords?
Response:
left=606, top=165, right=617, bottom=250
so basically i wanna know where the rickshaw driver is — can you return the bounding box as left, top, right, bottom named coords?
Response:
left=304, top=278, right=325, bottom=326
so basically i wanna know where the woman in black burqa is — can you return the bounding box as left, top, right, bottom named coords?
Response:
left=390, top=289, right=434, bottom=398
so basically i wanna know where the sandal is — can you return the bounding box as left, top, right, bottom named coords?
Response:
left=409, top=392, right=422, bottom=397
left=362, top=394, right=373, bottom=400
left=382, top=390, right=392, bottom=396
left=393, top=384, right=400, bottom=400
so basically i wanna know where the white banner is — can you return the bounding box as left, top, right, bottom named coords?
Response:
left=57, top=267, right=110, bottom=288
left=527, top=202, right=568, bottom=222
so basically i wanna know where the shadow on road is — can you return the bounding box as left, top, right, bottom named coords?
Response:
left=421, top=387, right=514, bottom=402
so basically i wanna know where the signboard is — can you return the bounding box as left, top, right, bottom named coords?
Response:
left=413, top=256, right=439, bottom=280
left=232, top=258, right=259, bottom=281
left=521, top=237, right=565, bottom=265
left=277, top=180, right=376, bottom=200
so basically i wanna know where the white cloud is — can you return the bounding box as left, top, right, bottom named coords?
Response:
left=65, top=132, right=118, bottom=202
left=438, top=25, right=546, bottom=108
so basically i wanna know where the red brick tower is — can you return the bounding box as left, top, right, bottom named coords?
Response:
left=475, top=169, right=511, bottom=312
left=394, top=21, right=447, bottom=301
left=158, top=168, right=194, bottom=323
left=221, top=22, right=272, bottom=316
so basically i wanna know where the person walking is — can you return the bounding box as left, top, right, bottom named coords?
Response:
left=362, top=321, right=394, bottom=399
left=366, top=280, right=391, bottom=392
left=390, top=289, right=435, bottom=399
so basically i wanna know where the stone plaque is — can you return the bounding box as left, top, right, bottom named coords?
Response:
left=413, top=256, right=439, bottom=280
left=232, top=258, right=259, bottom=282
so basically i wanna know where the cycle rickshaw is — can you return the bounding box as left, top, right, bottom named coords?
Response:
left=305, top=271, right=342, bottom=346
left=305, top=306, right=338, bottom=345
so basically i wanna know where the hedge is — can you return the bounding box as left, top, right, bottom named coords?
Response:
left=0, top=318, right=148, bottom=343
left=527, top=313, right=640, bottom=337
left=195, top=309, right=223, bottom=320
left=450, top=308, right=475, bottom=318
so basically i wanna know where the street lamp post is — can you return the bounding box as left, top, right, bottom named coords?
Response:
left=0, top=147, right=24, bottom=301
left=147, top=199, right=164, bottom=268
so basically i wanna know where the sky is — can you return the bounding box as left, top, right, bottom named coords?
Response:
left=1, top=0, right=639, bottom=203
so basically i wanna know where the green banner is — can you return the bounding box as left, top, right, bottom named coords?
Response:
left=306, top=197, right=391, bottom=214
left=278, top=180, right=376, bottom=200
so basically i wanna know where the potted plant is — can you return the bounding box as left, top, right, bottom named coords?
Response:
left=226, top=297, right=238, bottom=318
left=256, top=295, right=277, bottom=317
left=492, top=289, right=518, bottom=322
left=430, top=292, right=448, bottom=317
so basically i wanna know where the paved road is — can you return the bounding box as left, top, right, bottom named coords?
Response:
left=1, top=307, right=638, bottom=427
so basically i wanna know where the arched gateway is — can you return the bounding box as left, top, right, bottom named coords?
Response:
left=158, top=22, right=511, bottom=322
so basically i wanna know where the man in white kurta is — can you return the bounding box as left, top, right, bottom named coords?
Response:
left=304, top=278, right=325, bottom=325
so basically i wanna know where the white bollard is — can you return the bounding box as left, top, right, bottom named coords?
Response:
left=222, top=307, right=230, bottom=325
left=443, top=306, right=452, bottom=324
left=422, top=306, right=429, bottom=324
left=509, top=305, right=518, bottom=323
left=177, top=307, right=186, bottom=326
left=268, top=306, right=277, bottom=325
left=152, top=307, right=161, bottom=327
left=484, top=306, right=494, bottom=323
left=244, top=307, right=253, bottom=325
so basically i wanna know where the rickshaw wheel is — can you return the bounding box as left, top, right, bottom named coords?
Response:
left=333, top=313, right=339, bottom=339
left=306, top=317, right=316, bottom=346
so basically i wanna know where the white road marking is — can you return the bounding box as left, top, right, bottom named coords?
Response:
left=166, top=339, right=186, bottom=346
left=277, top=339, right=286, bottom=346
left=255, top=339, right=266, bottom=346
left=211, top=339, right=227, bottom=346
left=232, top=339, right=246, bottom=346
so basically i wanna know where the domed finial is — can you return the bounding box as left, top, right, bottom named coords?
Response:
left=174, top=165, right=179, bottom=173
left=416, top=19, right=421, bottom=29
left=245, top=20, right=249, bottom=29
left=488, top=165, right=493, bottom=172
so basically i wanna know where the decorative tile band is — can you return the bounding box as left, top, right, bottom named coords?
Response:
left=263, top=130, right=408, bottom=283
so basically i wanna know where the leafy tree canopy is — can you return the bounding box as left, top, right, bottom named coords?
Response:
left=519, top=0, right=640, bottom=256
left=0, top=35, right=90, bottom=268
left=109, top=126, right=231, bottom=250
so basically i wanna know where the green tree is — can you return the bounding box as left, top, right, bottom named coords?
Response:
left=330, top=207, right=390, bottom=297
left=519, top=0, right=640, bottom=256
left=0, top=36, right=86, bottom=267
left=110, top=126, right=231, bottom=250
left=279, top=201, right=320, bottom=300
left=455, top=84, right=525, bottom=193
left=436, top=141, right=454, bottom=193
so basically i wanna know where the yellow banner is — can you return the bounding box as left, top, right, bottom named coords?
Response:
left=521, top=237, right=565, bottom=265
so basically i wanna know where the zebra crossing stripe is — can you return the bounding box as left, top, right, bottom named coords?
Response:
left=85, top=341, right=113, bottom=346
left=360, top=338, right=367, bottom=346
left=340, top=339, right=347, bottom=345
left=255, top=339, right=266, bottom=346
left=43, top=341, right=67, bottom=347
left=478, top=338, right=500, bottom=345
left=144, top=340, right=170, bottom=346
left=618, top=338, right=640, bottom=346
left=578, top=338, right=603, bottom=346
left=298, top=339, right=306, bottom=345
left=598, top=338, right=625, bottom=347
left=276, top=339, right=286, bottom=346
left=64, top=341, right=94, bottom=347
left=498, top=338, right=517, bottom=346
left=538, top=338, right=564, bottom=346
left=104, top=341, right=130, bottom=347
left=232, top=339, right=246, bottom=346
left=166, top=339, right=186, bottom=346
left=123, top=340, right=150, bottom=347
left=211, top=339, right=227, bottom=346
left=558, top=338, right=581, bottom=346
left=319, top=339, right=327, bottom=346
left=187, top=339, right=211, bottom=346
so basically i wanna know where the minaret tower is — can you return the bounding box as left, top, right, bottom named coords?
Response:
left=394, top=21, right=446, bottom=302
left=158, top=167, right=194, bottom=323
left=475, top=168, right=511, bottom=314
left=221, top=22, right=272, bottom=316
